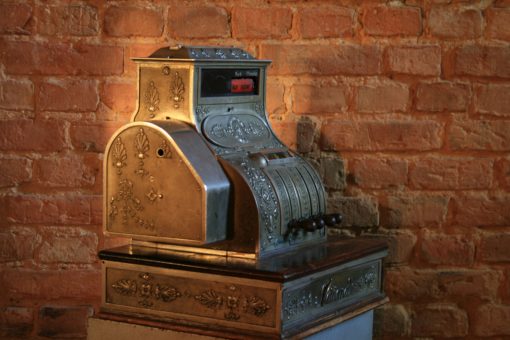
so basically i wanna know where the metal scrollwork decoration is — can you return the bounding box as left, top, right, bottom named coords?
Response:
left=210, top=116, right=265, bottom=144
left=171, top=72, right=185, bottom=109
left=111, top=137, right=127, bottom=175
left=111, top=272, right=182, bottom=308
left=134, top=128, right=150, bottom=177
left=144, top=81, right=160, bottom=115
left=194, top=286, right=270, bottom=321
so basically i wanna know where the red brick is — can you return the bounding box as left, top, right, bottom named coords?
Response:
left=1, top=194, right=93, bottom=225
left=104, top=6, right=163, bottom=37
left=385, top=268, right=500, bottom=302
left=38, top=306, right=92, bottom=338
left=415, top=82, right=470, bottom=112
left=270, top=120, right=297, bottom=150
left=296, top=118, right=315, bottom=153
left=37, top=4, right=98, bottom=36
left=453, top=193, right=510, bottom=227
left=0, top=158, right=32, bottom=188
left=233, top=7, right=291, bottom=39
left=494, top=0, right=510, bottom=6
left=454, top=45, right=510, bottom=78
left=486, top=8, right=510, bottom=41
left=412, top=303, right=468, bottom=337
left=495, top=157, right=510, bottom=189
left=429, top=7, right=482, bottom=39
left=351, top=157, right=408, bottom=189
left=0, top=307, right=33, bottom=338
left=102, top=81, right=136, bottom=114
left=260, top=44, right=381, bottom=76
left=37, top=227, right=98, bottom=264
left=327, top=194, right=379, bottom=227
left=374, top=304, right=410, bottom=337
left=385, top=230, right=417, bottom=265
left=266, top=79, right=285, bottom=116
left=296, top=7, right=354, bottom=38
left=0, top=41, right=123, bottom=76
left=319, top=157, right=346, bottom=190
left=476, top=84, right=510, bottom=116
left=473, top=304, right=510, bottom=336
left=448, top=119, right=510, bottom=151
left=380, top=194, right=449, bottom=228
left=0, top=227, right=40, bottom=263
left=0, top=269, right=100, bottom=302
left=70, top=121, right=123, bottom=152
left=363, top=6, right=422, bottom=36
left=409, top=157, right=493, bottom=190
left=320, top=120, right=442, bottom=151
left=0, top=80, right=34, bottom=110
left=357, top=82, right=409, bottom=113
left=167, top=6, right=229, bottom=38
left=420, top=231, right=474, bottom=265
left=0, top=3, right=32, bottom=34
left=34, top=153, right=100, bottom=188
left=386, top=45, right=441, bottom=76
left=0, top=119, right=66, bottom=152
left=479, top=232, right=510, bottom=262
left=292, top=84, right=348, bottom=114
left=38, top=79, right=98, bottom=112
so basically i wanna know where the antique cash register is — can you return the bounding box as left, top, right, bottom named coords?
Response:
left=95, top=46, right=388, bottom=339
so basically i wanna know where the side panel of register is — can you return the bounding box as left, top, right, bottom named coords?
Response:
left=103, top=120, right=230, bottom=245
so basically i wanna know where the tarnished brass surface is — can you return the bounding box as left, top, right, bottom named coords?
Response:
left=102, top=261, right=281, bottom=333
left=100, top=243, right=386, bottom=337
left=104, top=120, right=230, bottom=245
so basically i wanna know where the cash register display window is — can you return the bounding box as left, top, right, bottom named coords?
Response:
left=201, top=69, right=259, bottom=97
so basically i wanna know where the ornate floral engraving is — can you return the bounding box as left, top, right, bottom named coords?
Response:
left=144, top=81, right=160, bottom=113
left=253, top=102, right=264, bottom=116
left=237, top=161, right=280, bottom=249
left=189, top=48, right=253, bottom=60
left=111, top=137, right=127, bottom=175
left=146, top=188, right=163, bottom=203
left=109, top=178, right=154, bottom=231
left=134, top=128, right=150, bottom=177
left=111, top=273, right=182, bottom=308
left=320, top=267, right=377, bottom=306
left=195, top=105, right=210, bottom=123
left=282, top=264, right=379, bottom=322
left=210, top=116, right=265, bottom=144
left=170, top=72, right=185, bottom=109
left=194, top=287, right=270, bottom=321
left=112, top=279, right=137, bottom=296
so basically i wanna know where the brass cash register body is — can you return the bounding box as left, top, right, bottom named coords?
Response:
left=99, top=46, right=387, bottom=338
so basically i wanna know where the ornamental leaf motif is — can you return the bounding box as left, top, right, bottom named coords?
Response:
left=111, top=137, right=127, bottom=175
left=243, top=296, right=271, bottom=317
left=171, top=72, right=185, bottom=108
left=154, top=284, right=182, bottom=302
left=134, top=128, right=150, bottom=157
left=145, top=81, right=160, bottom=113
left=112, top=279, right=137, bottom=296
left=195, top=290, right=223, bottom=309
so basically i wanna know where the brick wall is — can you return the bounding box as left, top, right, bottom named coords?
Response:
left=0, top=0, right=509, bottom=338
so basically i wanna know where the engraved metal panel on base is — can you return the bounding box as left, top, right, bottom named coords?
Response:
left=281, top=259, right=383, bottom=330
left=102, top=261, right=280, bottom=333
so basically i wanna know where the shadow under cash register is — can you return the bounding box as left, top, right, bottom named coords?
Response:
left=95, top=45, right=388, bottom=339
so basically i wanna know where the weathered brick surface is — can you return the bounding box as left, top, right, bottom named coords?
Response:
left=0, top=3, right=32, bottom=34
left=167, top=6, right=229, bottom=38
left=429, top=7, right=482, bottom=39
left=386, top=45, right=441, bottom=76
left=415, top=82, right=470, bottom=112
left=292, top=84, right=348, bottom=114
left=362, top=6, right=422, bottom=37
left=233, top=7, right=291, bottom=39
left=0, top=1, right=509, bottom=339
left=104, top=6, right=163, bottom=37
left=37, top=4, right=98, bottom=36
left=296, top=7, right=354, bottom=38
